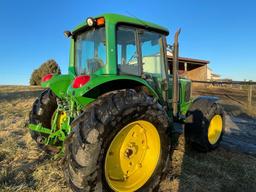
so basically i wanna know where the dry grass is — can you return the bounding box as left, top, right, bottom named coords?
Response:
left=0, top=85, right=255, bottom=192
left=0, top=86, right=69, bottom=192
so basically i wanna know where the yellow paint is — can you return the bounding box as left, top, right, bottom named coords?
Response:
left=104, top=120, right=161, bottom=192
left=208, top=115, right=223, bottom=145
left=51, top=110, right=67, bottom=130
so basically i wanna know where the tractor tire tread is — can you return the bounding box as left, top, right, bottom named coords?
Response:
left=63, top=89, right=171, bottom=192
left=185, top=102, right=225, bottom=152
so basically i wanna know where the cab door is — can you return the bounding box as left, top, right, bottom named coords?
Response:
left=116, top=25, right=169, bottom=104
left=139, top=30, right=168, bottom=103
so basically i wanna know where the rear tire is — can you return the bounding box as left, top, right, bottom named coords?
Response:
left=29, top=89, right=57, bottom=152
left=185, top=99, right=225, bottom=152
left=63, top=89, right=171, bottom=192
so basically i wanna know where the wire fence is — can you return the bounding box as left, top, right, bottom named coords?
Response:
left=191, top=80, right=256, bottom=116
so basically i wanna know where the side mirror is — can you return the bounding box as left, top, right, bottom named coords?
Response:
left=64, top=31, right=72, bottom=38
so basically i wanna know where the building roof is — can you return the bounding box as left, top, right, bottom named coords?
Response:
left=167, top=55, right=209, bottom=71
left=211, top=73, right=221, bottom=77
left=167, top=55, right=209, bottom=65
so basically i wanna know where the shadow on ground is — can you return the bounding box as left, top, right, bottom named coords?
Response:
left=0, top=90, right=44, bottom=102
left=0, top=154, right=50, bottom=189
left=158, top=87, right=256, bottom=192
left=159, top=121, right=256, bottom=192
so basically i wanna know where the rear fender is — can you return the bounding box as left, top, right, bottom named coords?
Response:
left=67, top=75, right=160, bottom=101
left=41, top=74, right=74, bottom=98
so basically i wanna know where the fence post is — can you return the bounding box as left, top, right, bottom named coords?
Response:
left=248, top=81, right=253, bottom=111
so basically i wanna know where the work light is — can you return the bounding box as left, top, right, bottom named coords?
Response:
left=86, top=17, right=95, bottom=27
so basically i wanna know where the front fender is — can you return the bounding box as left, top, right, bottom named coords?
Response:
left=190, top=96, right=219, bottom=112
left=185, top=96, right=219, bottom=123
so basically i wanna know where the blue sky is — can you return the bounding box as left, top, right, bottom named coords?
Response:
left=0, top=0, right=256, bottom=85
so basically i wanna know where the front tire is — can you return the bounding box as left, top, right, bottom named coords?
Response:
left=63, top=89, right=171, bottom=192
left=184, top=98, right=225, bottom=152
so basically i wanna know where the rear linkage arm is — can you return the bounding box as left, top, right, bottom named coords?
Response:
left=28, top=94, right=83, bottom=150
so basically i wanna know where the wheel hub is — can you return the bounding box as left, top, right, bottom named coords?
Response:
left=124, top=143, right=137, bottom=159
left=104, top=120, right=160, bottom=192
left=208, top=114, right=223, bottom=145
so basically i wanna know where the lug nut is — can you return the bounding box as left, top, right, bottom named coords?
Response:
left=37, top=108, right=43, bottom=116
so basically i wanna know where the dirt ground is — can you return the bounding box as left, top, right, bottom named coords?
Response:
left=0, top=85, right=256, bottom=192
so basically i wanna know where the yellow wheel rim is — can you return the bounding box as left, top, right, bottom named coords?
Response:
left=104, top=120, right=161, bottom=192
left=51, top=110, right=67, bottom=129
left=208, top=115, right=223, bottom=145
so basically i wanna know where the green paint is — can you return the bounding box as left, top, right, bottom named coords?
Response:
left=29, top=13, right=192, bottom=153
left=29, top=123, right=52, bottom=134
left=179, top=78, right=193, bottom=115
left=41, top=74, right=74, bottom=98
left=67, top=75, right=159, bottom=99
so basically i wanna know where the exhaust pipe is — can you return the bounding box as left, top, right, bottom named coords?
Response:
left=172, top=29, right=181, bottom=117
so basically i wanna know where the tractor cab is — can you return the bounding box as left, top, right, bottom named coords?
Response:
left=66, top=14, right=190, bottom=117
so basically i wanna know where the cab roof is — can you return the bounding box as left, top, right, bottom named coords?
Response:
left=72, top=13, right=169, bottom=35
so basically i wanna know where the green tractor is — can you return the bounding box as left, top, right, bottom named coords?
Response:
left=29, top=14, right=225, bottom=192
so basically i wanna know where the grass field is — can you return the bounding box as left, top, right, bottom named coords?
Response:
left=0, top=85, right=255, bottom=192
left=0, top=86, right=68, bottom=192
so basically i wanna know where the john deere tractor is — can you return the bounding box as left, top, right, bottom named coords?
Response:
left=29, top=14, right=225, bottom=191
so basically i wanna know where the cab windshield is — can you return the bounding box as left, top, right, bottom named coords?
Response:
left=75, top=27, right=106, bottom=75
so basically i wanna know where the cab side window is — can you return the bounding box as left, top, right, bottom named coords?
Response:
left=116, top=26, right=140, bottom=76
left=140, top=31, right=164, bottom=77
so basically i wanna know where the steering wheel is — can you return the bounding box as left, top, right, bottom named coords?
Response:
left=87, top=58, right=104, bottom=73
